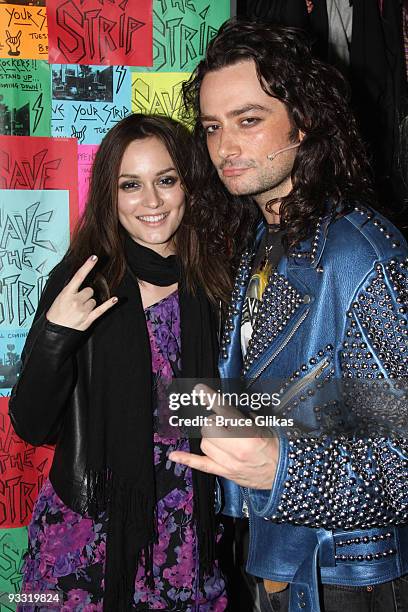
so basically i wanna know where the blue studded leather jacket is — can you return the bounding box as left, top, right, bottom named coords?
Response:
left=219, top=205, right=408, bottom=612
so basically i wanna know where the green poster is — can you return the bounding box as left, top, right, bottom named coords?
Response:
left=0, top=526, right=27, bottom=611
left=132, top=0, right=230, bottom=73
left=0, top=60, right=51, bottom=137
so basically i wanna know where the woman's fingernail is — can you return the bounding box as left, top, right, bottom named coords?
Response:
left=112, top=297, right=118, bottom=304
left=90, top=255, right=97, bottom=261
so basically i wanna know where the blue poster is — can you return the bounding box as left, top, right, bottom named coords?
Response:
left=0, top=189, right=70, bottom=396
left=51, top=64, right=131, bottom=144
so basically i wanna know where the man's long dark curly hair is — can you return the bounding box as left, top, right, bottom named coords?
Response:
left=183, top=19, right=376, bottom=252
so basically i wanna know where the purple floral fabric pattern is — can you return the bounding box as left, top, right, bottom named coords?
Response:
left=18, top=291, right=227, bottom=611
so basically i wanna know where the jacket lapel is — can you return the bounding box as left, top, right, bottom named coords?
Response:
left=242, top=267, right=308, bottom=375
left=220, top=216, right=328, bottom=379
left=219, top=248, right=254, bottom=377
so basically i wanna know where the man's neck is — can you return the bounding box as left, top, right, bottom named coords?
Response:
left=254, top=180, right=293, bottom=225
left=254, top=197, right=281, bottom=225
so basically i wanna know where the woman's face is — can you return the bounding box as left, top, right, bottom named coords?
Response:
left=117, top=135, right=185, bottom=256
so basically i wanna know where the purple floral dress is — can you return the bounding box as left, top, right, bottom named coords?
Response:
left=18, top=291, right=227, bottom=611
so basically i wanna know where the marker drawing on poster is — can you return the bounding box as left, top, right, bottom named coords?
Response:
left=132, top=72, right=192, bottom=126
left=0, top=3, right=48, bottom=60
left=77, top=144, right=98, bottom=216
left=47, top=0, right=153, bottom=67
left=52, top=64, right=131, bottom=144
left=0, top=189, right=70, bottom=396
left=0, top=397, right=54, bottom=530
left=0, top=135, right=79, bottom=229
left=0, top=59, right=51, bottom=136
left=0, top=525, right=28, bottom=598
left=134, top=0, right=230, bottom=72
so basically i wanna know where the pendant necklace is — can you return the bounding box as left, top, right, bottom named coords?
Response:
left=260, top=224, right=280, bottom=271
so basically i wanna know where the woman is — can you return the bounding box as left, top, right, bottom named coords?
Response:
left=9, top=114, right=230, bottom=611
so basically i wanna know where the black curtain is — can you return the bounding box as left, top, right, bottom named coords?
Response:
left=237, top=0, right=408, bottom=230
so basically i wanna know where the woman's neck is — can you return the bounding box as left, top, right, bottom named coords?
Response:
left=139, top=280, right=178, bottom=309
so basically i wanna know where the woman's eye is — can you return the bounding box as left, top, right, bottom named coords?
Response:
left=119, top=181, right=140, bottom=190
left=159, top=176, right=178, bottom=186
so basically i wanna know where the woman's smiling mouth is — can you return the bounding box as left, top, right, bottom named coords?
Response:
left=136, top=212, right=169, bottom=225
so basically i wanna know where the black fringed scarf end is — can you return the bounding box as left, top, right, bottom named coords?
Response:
left=84, top=238, right=219, bottom=609
left=86, top=467, right=158, bottom=612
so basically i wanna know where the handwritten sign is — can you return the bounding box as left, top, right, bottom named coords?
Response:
left=0, top=189, right=70, bottom=395
left=0, top=525, right=27, bottom=600
left=0, top=135, right=78, bottom=231
left=78, top=143, right=98, bottom=217
left=47, top=0, right=153, bottom=67
left=0, top=398, right=54, bottom=527
left=132, top=72, right=192, bottom=126
left=51, top=64, right=131, bottom=144
left=134, top=0, right=230, bottom=73
left=0, top=4, right=48, bottom=60
left=0, top=59, right=51, bottom=136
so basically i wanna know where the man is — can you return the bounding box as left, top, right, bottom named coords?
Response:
left=169, top=19, right=408, bottom=612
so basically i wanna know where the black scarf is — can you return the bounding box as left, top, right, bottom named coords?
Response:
left=86, top=235, right=219, bottom=611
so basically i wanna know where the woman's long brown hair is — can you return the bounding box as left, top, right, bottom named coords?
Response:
left=67, top=113, right=233, bottom=302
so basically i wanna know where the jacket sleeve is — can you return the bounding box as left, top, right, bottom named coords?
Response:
left=8, top=261, right=87, bottom=447
left=248, top=255, right=408, bottom=529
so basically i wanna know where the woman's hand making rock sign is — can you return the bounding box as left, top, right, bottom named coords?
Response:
left=46, top=255, right=118, bottom=331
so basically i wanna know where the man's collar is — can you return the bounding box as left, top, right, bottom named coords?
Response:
left=253, top=213, right=332, bottom=270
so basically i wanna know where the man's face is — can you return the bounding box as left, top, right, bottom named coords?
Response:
left=199, top=59, right=300, bottom=210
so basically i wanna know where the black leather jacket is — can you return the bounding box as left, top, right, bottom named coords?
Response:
left=9, top=262, right=223, bottom=518
left=8, top=263, right=94, bottom=514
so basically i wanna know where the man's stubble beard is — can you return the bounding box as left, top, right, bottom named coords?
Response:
left=219, top=164, right=292, bottom=199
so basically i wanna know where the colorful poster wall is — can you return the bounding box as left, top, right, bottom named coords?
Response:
left=0, top=0, right=230, bottom=606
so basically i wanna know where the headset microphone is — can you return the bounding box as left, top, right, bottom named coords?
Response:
left=267, top=141, right=300, bottom=161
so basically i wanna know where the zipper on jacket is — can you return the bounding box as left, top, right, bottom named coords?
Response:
left=240, top=361, right=329, bottom=518
left=246, top=308, right=310, bottom=387
left=242, top=487, right=250, bottom=518
left=217, top=299, right=223, bottom=345
left=277, top=358, right=330, bottom=410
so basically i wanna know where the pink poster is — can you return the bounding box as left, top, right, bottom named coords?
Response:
left=77, top=144, right=98, bottom=216
left=47, top=0, right=153, bottom=66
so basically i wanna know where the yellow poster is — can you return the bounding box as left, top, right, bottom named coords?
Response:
left=132, top=72, right=192, bottom=127
left=0, top=4, right=48, bottom=60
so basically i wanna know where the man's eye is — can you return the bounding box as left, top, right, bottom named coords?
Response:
left=241, top=117, right=260, bottom=126
left=204, top=124, right=219, bottom=135
left=159, top=176, right=178, bottom=186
